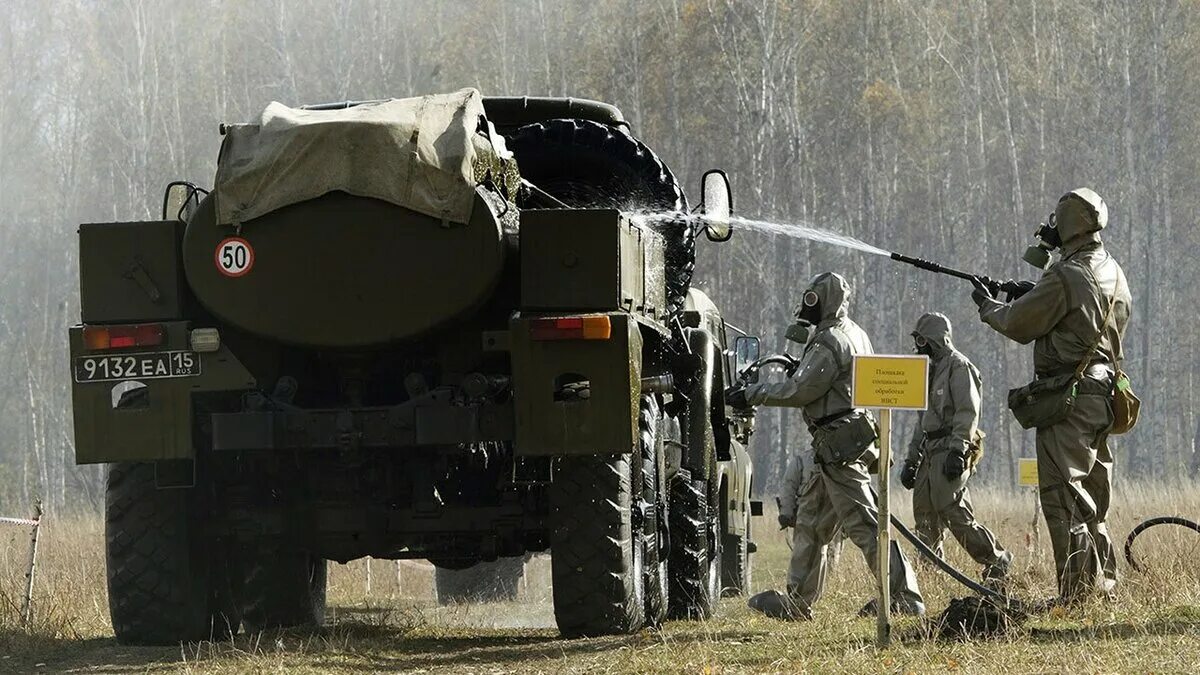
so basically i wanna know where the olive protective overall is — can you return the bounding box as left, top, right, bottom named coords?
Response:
left=904, top=313, right=1011, bottom=576
left=746, top=273, right=924, bottom=617
left=976, top=190, right=1131, bottom=602
left=778, top=451, right=844, bottom=569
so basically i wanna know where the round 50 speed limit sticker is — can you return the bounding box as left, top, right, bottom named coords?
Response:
left=215, top=237, right=254, bottom=277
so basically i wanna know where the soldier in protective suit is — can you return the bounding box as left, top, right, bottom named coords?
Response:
left=778, top=450, right=843, bottom=571
left=733, top=272, right=924, bottom=620
left=901, top=312, right=1012, bottom=581
left=971, top=188, right=1130, bottom=604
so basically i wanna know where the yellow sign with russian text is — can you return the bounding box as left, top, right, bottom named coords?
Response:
left=1018, top=458, right=1039, bottom=486
left=851, top=355, right=929, bottom=410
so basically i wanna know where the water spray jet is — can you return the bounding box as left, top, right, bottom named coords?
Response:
left=637, top=211, right=1028, bottom=295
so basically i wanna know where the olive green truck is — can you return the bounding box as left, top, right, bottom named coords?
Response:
left=68, top=90, right=760, bottom=643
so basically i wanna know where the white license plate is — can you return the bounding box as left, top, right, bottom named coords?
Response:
left=74, top=351, right=200, bottom=383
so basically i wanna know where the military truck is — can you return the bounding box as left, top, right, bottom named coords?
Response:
left=68, top=89, right=760, bottom=643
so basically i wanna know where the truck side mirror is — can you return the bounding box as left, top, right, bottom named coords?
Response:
left=734, top=335, right=760, bottom=383
left=700, top=169, right=732, bottom=242
left=162, top=181, right=204, bottom=222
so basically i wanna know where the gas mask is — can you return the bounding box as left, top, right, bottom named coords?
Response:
left=1023, top=211, right=1061, bottom=270
left=786, top=290, right=821, bottom=345
left=796, top=289, right=822, bottom=324
left=913, top=334, right=933, bottom=357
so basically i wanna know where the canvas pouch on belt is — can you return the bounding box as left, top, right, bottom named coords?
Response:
left=1007, top=373, right=1080, bottom=430
left=814, top=414, right=878, bottom=466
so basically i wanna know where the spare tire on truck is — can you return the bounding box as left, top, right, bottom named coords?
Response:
left=507, top=119, right=694, bottom=312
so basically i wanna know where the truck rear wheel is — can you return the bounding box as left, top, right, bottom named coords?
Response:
left=667, top=469, right=721, bottom=619
left=550, top=454, right=644, bottom=636
left=435, top=557, right=526, bottom=604
left=105, top=462, right=239, bottom=645
left=241, top=551, right=327, bottom=631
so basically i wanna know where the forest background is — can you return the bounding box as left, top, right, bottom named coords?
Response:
left=1, top=0, right=1197, bottom=515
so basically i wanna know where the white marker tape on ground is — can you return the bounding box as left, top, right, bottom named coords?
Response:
left=0, top=516, right=39, bottom=527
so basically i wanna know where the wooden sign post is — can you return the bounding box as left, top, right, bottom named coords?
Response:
left=1018, top=457, right=1041, bottom=565
left=851, top=354, right=929, bottom=648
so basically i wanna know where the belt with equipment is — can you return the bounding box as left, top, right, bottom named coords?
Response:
left=924, top=428, right=951, bottom=441
left=1037, top=361, right=1114, bottom=382
left=807, top=409, right=854, bottom=434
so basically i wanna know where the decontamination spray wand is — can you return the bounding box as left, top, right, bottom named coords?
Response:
left=889, top=252, right=1029, bottom=297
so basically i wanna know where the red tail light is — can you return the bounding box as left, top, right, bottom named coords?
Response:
left=530, top=316, right=612, bottom=341
left=83, top=324, right=165, bottom=350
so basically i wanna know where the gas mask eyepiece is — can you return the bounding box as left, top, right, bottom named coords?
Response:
left=913, top=334, right=932, bottom=356
left=1023, top=212, right=1059, bottom=270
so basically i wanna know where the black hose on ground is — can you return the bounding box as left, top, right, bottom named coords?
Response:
left=889, top=515, right=1022, bottom=610
left=894, top=512, right=1200, bottom=608
left=1123, top=516, right=1200, bottom=573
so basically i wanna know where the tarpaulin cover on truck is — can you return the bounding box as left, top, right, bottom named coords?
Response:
left=214, top=88, right=507, bottom=226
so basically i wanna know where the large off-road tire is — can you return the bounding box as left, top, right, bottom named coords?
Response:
left=106, top=462, right=239, bottom=645
left=507, top=118, right=693, bottom=311
left=241, top=550, right=327, bottom=631
left=508, top=118, right=684, bottom=213
left=435, top=556, right=526, bottom=604
left=667, top=469, right=721, bottom=619
left=641, top=397, right=669, bottom=627
left=721, top=503, right=752, bottom=597
left=550, top=454, right=644, bottom=637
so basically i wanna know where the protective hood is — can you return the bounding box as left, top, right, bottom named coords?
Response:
left=806, top=272, right=850, bottom=323
left=912, top=312, right=954, bottom=357
left=1056, top=187, right=1108, bottom=245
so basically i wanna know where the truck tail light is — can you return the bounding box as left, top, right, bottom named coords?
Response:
left=82, top=323, right=165, bottom=350
left=530, top=316, right=612, bottom=341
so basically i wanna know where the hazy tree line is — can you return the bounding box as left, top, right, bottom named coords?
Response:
left=0, top=0, right=1197, bottom=514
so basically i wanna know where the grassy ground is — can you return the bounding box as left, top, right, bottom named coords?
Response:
left=2, top=482, right=1200, bottom=673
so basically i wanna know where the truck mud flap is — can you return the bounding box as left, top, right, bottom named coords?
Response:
left=509, top=313, right=641, bottom=455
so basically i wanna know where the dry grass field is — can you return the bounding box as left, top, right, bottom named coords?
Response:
left=2, top=482, right=1200, bottom=674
